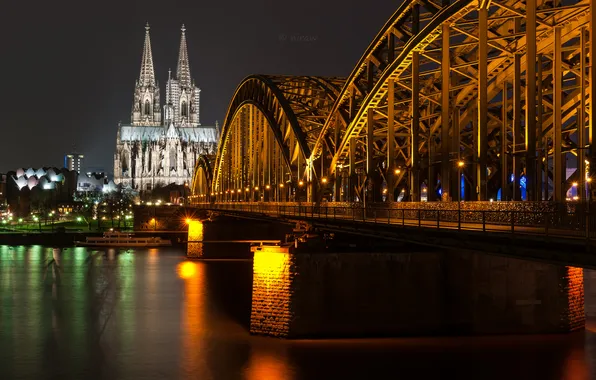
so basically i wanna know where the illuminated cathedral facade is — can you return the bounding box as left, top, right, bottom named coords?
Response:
left=114, top=24, right=218, bottom=191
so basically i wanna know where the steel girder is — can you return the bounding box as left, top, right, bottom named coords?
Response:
left=210, top=75, right=344, bottom=202
left=310, top=0, right=592, bottom=202
left=195, top=0, right=594, bottom=204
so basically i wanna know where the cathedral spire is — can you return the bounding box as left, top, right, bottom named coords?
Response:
left=139, top=22, right=156, bottom=87
left=176, top=24, right=191, bottom=87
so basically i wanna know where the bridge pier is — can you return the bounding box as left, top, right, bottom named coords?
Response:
left=250, top=247, right=584, bottom=338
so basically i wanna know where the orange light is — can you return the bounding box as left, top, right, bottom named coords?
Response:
left=572, top=182, right=579, bottom=187
left=321, top=177, right=328, bottom=184
left=150, top=218, right=155, bottom=223
left=588, top=178, right=593, bottom=183
left=177, top=261, right=198, bottom=280
left=185, top=218, right=192, bottom=224
left=394, top=169, right=401, bottom=175
left=457, top=161, right=464, bottom=167
left=266, top=185, right=271, bottom=190
left=298, top=180, right=304, bottom=186
left=255, top=186, right=259, bottom=191
left=245, top=187, right=250, bottom=192
left=279, top=183, right=284, bottom=188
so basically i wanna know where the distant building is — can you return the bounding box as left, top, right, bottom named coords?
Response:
left=0, top=174, right=6, bottom=206
left=65, top=153, right=84, bottom=173
left=77, top=172, right=117, bottom=193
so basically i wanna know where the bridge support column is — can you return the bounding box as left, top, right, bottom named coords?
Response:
left=513, top=50, right=522, bottom=201
left=553, top=27, right=564, bottom=202
left=525, top=0, right=537, bottom=201
left=477, top=2, right=488, bottom=201
left=589, top=0, right=596, bottom=195
left=387, top=78, right=396, bottom=202
left=250, top=248, right=584, bottom=338
left=440, top=22, right=452, bottom=201
left=410, top=4, right=420, bottom=202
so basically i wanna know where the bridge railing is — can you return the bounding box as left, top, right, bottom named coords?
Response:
left=192, top=202, right=596, bottom=239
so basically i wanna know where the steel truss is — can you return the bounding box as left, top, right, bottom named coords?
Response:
left=196, top=0, right=596, bottom=204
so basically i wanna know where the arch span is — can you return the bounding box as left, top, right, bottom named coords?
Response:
left=210, top=75, right=344, bottom=202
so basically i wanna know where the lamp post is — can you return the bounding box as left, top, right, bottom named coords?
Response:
left=457, top=160, right=465, bottom=202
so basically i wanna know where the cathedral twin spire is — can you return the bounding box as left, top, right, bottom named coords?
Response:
left=139, top=23, right=156, bottom=87
left=176, top=25, right=192, bottom=87
left=132, top=23, right=200, bottom=127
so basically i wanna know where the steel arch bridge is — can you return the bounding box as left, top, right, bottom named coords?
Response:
left=192, top=0, right=596, bottom=204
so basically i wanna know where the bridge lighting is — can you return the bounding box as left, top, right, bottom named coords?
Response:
left=279, top=183, right=284, bottom=188
left=245, top=188, right=250, bottom=192
left=211, top=193, right=214, bottom=196
left=266, top=185, right=271, bottom=190
left=238, top=189, right=241, bottom=193
left=231, top=189, right=235, bottom=193
left=321, top=177, right=328, bottom=184
left=457, top=160, right=465, bottom=167
left=572, top=182, right=578, bottom=187
left=394, top=169, right=401, bottom=175
left=255, top=186, right=259, bottom=191
left=588, top=178, right=593, bottom=183
left=298, top=180, right=304, bottom=186
left=383, top=189, right=388, bottom=194
left=185, top=218, right=192, bottom=224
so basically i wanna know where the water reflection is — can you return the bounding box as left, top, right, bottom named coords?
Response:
left=0, top=246, right=594, bottom=379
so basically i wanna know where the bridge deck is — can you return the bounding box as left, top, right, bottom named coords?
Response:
left=190, top=202, right=596, bottom=268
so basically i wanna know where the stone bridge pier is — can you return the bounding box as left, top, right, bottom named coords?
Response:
left=249, top=245, right=585, bottom=338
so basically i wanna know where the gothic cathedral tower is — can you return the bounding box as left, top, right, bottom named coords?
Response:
left=164, top=25, right=201, bottom=127
left=131, top=23, right=161, bottom=126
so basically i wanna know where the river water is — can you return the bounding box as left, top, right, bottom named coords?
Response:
left=0, top=245, right=595, bottom=380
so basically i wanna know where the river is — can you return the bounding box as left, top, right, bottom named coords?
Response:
left=0, top=245, right=594, bottom=379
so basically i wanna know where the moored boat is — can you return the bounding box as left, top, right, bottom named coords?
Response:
left=75, top=231, right=172, bottom=247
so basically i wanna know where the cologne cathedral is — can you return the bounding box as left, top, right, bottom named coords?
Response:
left=114, top=24, right=218, bottom=191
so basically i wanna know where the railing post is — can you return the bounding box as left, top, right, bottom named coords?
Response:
left=374, top=210, right=377, bottom=223
left=511, top=210, right=515, bottom=233
left=402, top=209, right=405, bottom=226
left=458, top=208, right=461, bottom=230
left=418, top=209, right=421, bottom=227
left=482, top=211, right=486, bottom=232
left=333, top=206, right=336, bottom=220
left=437, top=210, right=440, bottom=229
left=388, top=207, right=391, bottom=224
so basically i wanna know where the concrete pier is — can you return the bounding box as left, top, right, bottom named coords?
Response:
left=250, top=248, right=585, bottom=338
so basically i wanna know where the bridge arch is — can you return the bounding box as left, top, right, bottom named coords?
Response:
left=190, top=154, right=213, bottom=202
left=211, top=75, right=344, bottom=202
left=309, top=0, right=592, bottom=203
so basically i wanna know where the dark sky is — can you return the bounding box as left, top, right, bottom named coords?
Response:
left=0, top=0, right=399, bottom=174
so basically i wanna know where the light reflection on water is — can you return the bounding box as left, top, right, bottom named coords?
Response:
left=0, top=245, right=595, bottom=380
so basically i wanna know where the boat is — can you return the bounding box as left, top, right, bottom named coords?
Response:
left=74, top=231, right=172, bottom=248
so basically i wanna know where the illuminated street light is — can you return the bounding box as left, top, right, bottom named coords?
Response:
left=321, top=177, right=328, bottom=184
left=279, top=183, right=284, bottom=188
left=298, top=180, right=304, bottom=186
left=185, top=218, right=192, bottom=224
left=458, top=160, right=465, bottom=167
left=266, top=185, right=271, bottom=190
left=572, top=182, right=578, bottom=187
left=394, top=169, right=401, bottom=175
left=255, top=186, right=259, bottom=191
left=245, top=188, right=249, bottom=192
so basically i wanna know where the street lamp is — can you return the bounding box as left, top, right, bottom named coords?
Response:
left=457, top=161, right=465, bottom=202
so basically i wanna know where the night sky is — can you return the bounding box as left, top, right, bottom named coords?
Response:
left=0, top=0, right=399, bottom=174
